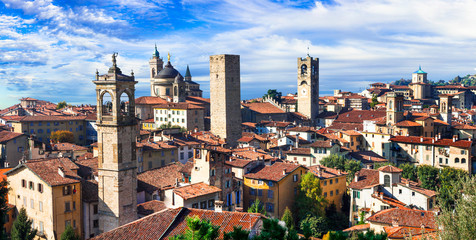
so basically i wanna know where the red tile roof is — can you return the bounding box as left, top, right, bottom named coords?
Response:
left=378, top=165, right=403, bottom=173
left=285, top=147, right=311, bottom=156
left=53, top=142, right=88, bottom=151
left=137, top=200, right=168, bottom=216
left=389, top=136, right=472, bottom=148
left=173, top=182, right=221, bottom=200
left=92, top=208, right=262, bottom=240
left=0, top=131, right=24, bottom=143
left=137, top=162, right=187, bottom=193
left=287, top=126, right=316, bottom=132
left=154, top=102, right=204, bottom=110
left=395, top=120, right=422, bottom=127
left=135, top=96, right=168, bottom=105
left=308, top=165, right=347, bottom=179
left=244, top=162, right=303, bottom=182
left=343, top=223, right=370, bottom=232
left=349, top=151, right=388, bottom=164
left=307, top=140, right=334, bottom=148
left=242, top=102, right=285, bottom=114
left=7, top=158, right=81, bottom=186
left=367, top=208, right=436, bottom=229
left=348, top=169, right=380, bottom=189
left=384, top=226, right=437, bottom=239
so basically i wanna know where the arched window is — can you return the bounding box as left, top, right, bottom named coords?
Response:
left=389, top=100, right=393, bottom=110
left=301, top=64, right=307, bottom=75
left=384, top=175, right=390, bottom=187
left=174, top=86, right=178, bottom=96
left=461, top=158, right=466, bottom=164
left=166, top=88, right=170, bottom=96
left=119, top=91, right=131, bottom=116
left=101, top=91, right=113, bottom=117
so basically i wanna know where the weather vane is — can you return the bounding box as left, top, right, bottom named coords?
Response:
left=168, top=52, right=171, bottom=62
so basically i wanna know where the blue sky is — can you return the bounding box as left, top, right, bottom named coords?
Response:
left=1, top=0, right=476, bottom=108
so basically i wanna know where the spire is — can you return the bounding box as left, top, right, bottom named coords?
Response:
left=419, top=65, right=421, bottom=70
left=153, top=44, right=160, bottom=58
left=185, top=65, right=191, bottom=77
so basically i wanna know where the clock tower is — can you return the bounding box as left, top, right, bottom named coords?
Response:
left=297, top=55, right=319, bottom=122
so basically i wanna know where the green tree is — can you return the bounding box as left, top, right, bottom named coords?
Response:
left=369, top=94, right=379, bottom=108
left=322, top=231, right=348, bottom=240
left=11, top=207, right=37, bottom=240
left=400, top=163, right=418, bottom=182
left=301, top=221, right=313, bottom=240
left=263, top=89, right=282, bottom=102
left=0, top=179, right=9, bottom=240
left=354, top=230, right=387, bottom=240
left=343, top=160, right=362, bottom=182
left=373, top=161, right=395, bottom=170
left=325, top=204, right=349, bottom=232
left=252, top=218, right=288, bottom=240
left=56, top=101, right=68, bottom=109
left=61, top=224, right=80, bottom=240
left=281, top=207, right=294, bottom=230
left=296, top=172, right=327, bottom=218
left=224, top=226, right=249, bottom=240
left=299, top=215, right=328, bottom=238
left=437, top=167, right=468, bottom=209
left=50, top=130, right=75, bottom=143
left=170, top=216, right=220, bottom=240
left=248, top=199, right=266, bottom=215
left=417, top=165, right=439, bottom=191
left=437, top=176, right=476, bottom=240
left=320, top=155, right=346, bottom=170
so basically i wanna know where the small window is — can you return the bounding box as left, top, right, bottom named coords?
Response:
left=208, top=199, right=215, bottom=208
left=399, top=189, right=402, bottom=194
left=29, top=181, right=34, bottom=190
left=200, top=201, right=207, bottom=209
left=324, top=192, right=327, bottom=197
left=412, top=192, right=415, bottom=196
left=330, top=191, right=334, bottom=196
left=30, top=199, right=34, bottom=209
left=65, top=201, right=71, bottom=212
left=336, top=189, right=339, bottom=195
left=335, top=178, right=338, bottom=183
left=93, top=220, right=99, bottom=228
left=268, top=181, right=274, bottom=187
left=258, top=189, right=263, bottom=196
left=330, top=179, right=333, bottom=185
left=268, top=190, right=274, bottom=199
left=293, top=174, right=298, bottom=182
left=462, top=158, right=466, bottom=163
left=39, top=201, right=43, bottom=212
left=22, top=180, right=26, bottom=188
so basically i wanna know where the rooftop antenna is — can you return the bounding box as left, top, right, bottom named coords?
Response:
left=307, top=46, right=310, bottom=56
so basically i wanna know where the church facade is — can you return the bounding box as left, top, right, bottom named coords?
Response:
left=149, top=46, right=202, bottom=100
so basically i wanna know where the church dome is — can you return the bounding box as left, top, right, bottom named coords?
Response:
left=156, top=61, right=179, bottom=79
left=174, top=73, right=184, bottom=83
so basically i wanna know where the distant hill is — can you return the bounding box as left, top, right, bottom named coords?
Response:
left=390, top=74, right=476, bottom=87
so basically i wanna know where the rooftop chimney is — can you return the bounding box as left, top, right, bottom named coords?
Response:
left=283, top=169, right=287, bottom=175
left=214, top=200, right=224, bottom=212
left=354, top=172, right=359, bottom=182
left=420, top=137, right=423, bottom=142
left=58, top=167, right=65, bottom=178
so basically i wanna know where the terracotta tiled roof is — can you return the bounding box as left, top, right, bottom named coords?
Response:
left=82, top=180, right=98, bottom=203
left=348, top=169, right=380, bottom=189
left=308, top=165, right=347, bottom=179
left=263, top=121, right=293, bottom=128
left=453, top=124, right=476, bottom=130
left=389, top=136, right=472, bottom=148
left=53, top=142, right=88, bottom=151
left=341, top=130, right=362, bottom=136
left=7, top=158, right=81, bottom=186
left=137, top=200, right=167, bottom=216
left=287, top=126, right=316, bottom=132
left=395, top=120, right=422, bottom=127
left=433, top=119, right=449, bottom=126
left=237, top=136, right=255, bottom=143
left=307, top=140, right=334, bottom=148
left=154, top=102, right=204, bottom=110
left=333, top=110, right=386, bottom=123
left=242, top=102, right=285, bottom=114
left=232, top=148, right=273, bottom=161
left=399, top=179, right=437, bottom=197
left=15, top=115, right=87, bottom=122
left=316, top=111, right=338, bottom=119
left=135, top=96, right=168, bottom=105
left=75, top=156, right=98, bottom=179
left=371, top=192, right=408, bottom=209
left=378, top=165, right=403, bottom=173
left=285, top=147, right=311, bottom=156
left=173, top=182, right=221, bottom=200
left=367, top=208, right=436, bottom=229
left=137, top=162, right=186, bottom=193
left=343, top=223, right=370, bottom=232
left=244, top=162, right=303, bottom=182
left=349, top=151, right=388, bottom=164
left=384, top=226, right=437, bottom=239
left=92, top=208, right=262, bottom=240
left=242, top=122, right=257, bottom=128
left=0, top=131, right=24, bottom=143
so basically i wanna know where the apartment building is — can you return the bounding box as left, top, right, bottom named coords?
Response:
left=6, top=158, right=82, bottom=239
left=308, top=165, right=347, bottom=211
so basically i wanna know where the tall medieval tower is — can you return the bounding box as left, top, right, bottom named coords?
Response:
left=297, top=55, right=319, bottom=122
left=210, top=54, right=242, bottom=147
left=386, top=92, right=404, bottom=126
left=439, top=94, right=453, bottom=125
left=149, top=45, right=164, bottom=95
left=93, top=53, right=137, bottom=233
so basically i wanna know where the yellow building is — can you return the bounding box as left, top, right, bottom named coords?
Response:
left=11, top=116, right=87, bottom=145
left=243, top=162, right=307, bottom=218
left=6, top=158, right=82, bottom=239
left=307, top=165, right=347, bottom=211
left=136, top=140, right=179, bottom=172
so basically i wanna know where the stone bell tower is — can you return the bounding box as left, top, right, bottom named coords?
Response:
left=93, top=53, right=137, bottom=233
left=297, top=55, right=319, bottom=121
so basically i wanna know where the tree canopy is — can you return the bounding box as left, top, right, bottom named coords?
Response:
left=50, top=130, right=75, bottom=143
left=170, top=216, right=220, bottom=240
left=11, top=207, right=37, bottom=240
left=296, top=172, right=327, bottom=218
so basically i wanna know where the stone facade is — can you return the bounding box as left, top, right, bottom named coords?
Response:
left=297, top=56, right=319, bottom=121
left=93, top=54, right=137, bottom=233
left=210, top=54, right=242, bottom=147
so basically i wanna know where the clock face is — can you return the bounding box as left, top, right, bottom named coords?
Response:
left=301, top=88, right=307, bottom=96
